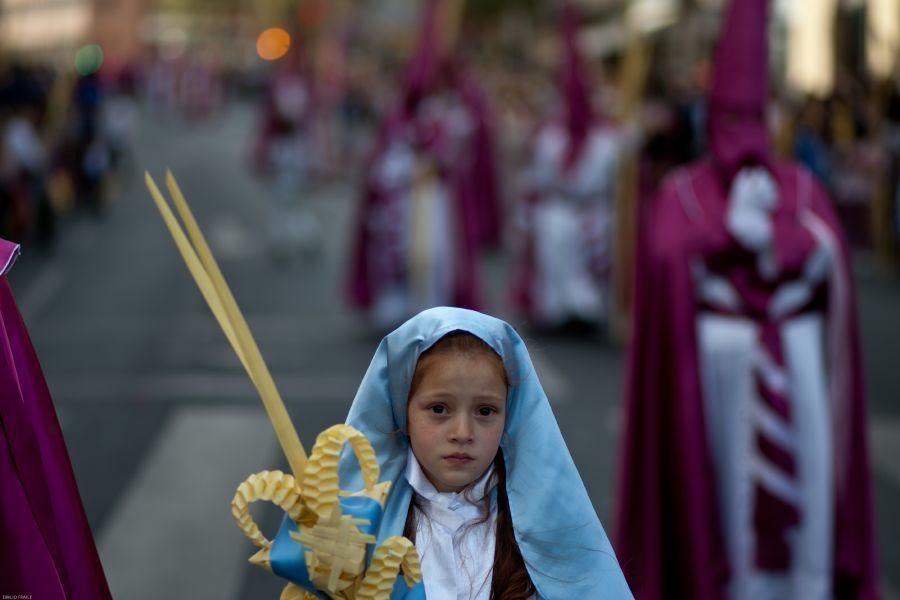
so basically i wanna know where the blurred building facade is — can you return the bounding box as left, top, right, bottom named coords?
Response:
left=0, top=0, right=148, bottom=64
left=0, top=0, right=94, bottom=56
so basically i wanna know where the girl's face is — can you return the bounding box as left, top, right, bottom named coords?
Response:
left=407, top=352, right=507, bottom=493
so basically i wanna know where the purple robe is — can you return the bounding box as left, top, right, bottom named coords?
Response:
left=0, top=238, right=111, bottom=598
left=614, top=161, right=878, bottom=599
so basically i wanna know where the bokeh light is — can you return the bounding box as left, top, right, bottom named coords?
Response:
left=74, top=44, right=104, bottom=76
left=159, top=28, right=188, bottom=61
left=256, top=27, right=291, bottom=61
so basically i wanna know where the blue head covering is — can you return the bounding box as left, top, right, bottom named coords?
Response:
left=341, top=307, right=633, bottom=598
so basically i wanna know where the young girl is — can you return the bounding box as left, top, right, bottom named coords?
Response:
left=341, top=306, right=633, bottom=599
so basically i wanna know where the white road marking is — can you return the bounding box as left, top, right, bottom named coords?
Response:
left=49, top=370, right=359, bottom=403
left=98, top=406, right=278, bottom=600
left=31, top=313, right=354, bottom=345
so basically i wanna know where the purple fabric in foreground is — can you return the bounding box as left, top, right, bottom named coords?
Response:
left=614, top=162, right=879, bottom=599
left=0, top=238, right=112, bottom=599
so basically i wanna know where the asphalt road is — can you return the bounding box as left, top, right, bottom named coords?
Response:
left=7, top=101, right=900, bottom=599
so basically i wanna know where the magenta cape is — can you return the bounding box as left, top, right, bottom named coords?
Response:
left=614, top=161, right=878, bottom=599
left=0, top=239, right=111, bottom=599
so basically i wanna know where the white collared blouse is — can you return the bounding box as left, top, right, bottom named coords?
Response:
left=404, top=449, right=498, bottom=600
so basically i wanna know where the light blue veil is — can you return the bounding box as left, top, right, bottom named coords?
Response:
left=340, top=307, right=633, bottom=598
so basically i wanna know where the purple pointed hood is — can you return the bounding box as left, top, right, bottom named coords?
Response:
left=560, top=2, right=594, bottom=169
left=707, top=0, right=773, bottom=183
left=402, top=0, right=446, bottom=114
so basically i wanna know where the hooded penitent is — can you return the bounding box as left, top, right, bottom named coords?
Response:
left=0, top=238, right=112, bottom=599
left=615, top=0, right=879, bottom=598
left=347, top=0, right=501, bottom=317
left=510, top=1, right=619, bottom=325
left=403, top=0, right=501, bottom=248
left=340, top=307, right=634, bottom=598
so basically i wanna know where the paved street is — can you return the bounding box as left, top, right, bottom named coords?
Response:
left=8, top=102, right=900, bottom=598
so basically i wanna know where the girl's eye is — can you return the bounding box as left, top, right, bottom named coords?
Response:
left=430, top=405, right=447, bottom=415
left=478, top=406, right=497, bottom=417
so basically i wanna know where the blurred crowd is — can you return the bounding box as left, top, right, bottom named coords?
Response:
left=238, top=13, right=900, bottom=301
left=785, top=78, right=900, bottom=253
left=299, top=15, right=900, bottom=332
left=5, top=13, right=897, bottom=275
left=2, top=63, right=119, bottom=245
left=0, top=54, right=230, bottom=248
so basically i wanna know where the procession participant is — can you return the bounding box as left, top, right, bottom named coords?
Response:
left=346, top=0, right=498, bottom=327
left=253, top=49, right=321, bottom=256
left=615, top=0, right=879, bottom=598
left=342, top=306, right=634, bottom=599
left=511, top=2, right=621, bottom=329
left=0, top=237, right=112, bottom=599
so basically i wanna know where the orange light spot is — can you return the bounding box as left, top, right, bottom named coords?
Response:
left=257, top=28, right=291, bottom=61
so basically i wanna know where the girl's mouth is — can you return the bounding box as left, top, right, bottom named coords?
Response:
left=443, top=453, right=474, bottom=464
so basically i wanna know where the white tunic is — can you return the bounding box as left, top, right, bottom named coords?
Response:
left=692, top=168, right=835, bottom=600
left=368, top=133, right=457, bottom=328
left=527, top=123, right=619, bottom=325
left=698, top=311, right=833, bottom=600
left=404, top=450, right=497, bottom=600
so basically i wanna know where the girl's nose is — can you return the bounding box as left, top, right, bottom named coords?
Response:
left=449, top=415, right=474, bottom=443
